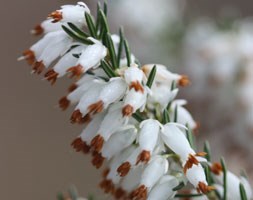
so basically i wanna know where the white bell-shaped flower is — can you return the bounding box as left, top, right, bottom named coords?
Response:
left=49, top=2, right=90, bottom=25
left=131, top=156, right=169, bottom=199
left=67, top=38, right=107, bottom=79
left=124, top=65, right=145, bottom=93
left=31, top=19, right=62, bottom=35
left=71, top=82, right=105, bottom=124
left=171, top=100, right=197, bottom=129
left=142, top=64, right=189, bottom=86
left=117, top=147, right=142, bottom=177
left=147, top=175, right=178, bottom=200
left=71, top=112, right=106, bottom=154
left=136, top=119, right=161, bottom=164
left=149, top=84, right=179, bottom=110
left=101, top=127, right=137, bottom=159
left=44, top=45, right=86, bottom=84
left=162, top=123, right=195, bottom=161
left=90, top=107, right=127, bottom=152
left=88, top=78, right=128, bottom=114
left=185, top=163, right=212, bottom=194
left=122, top=88, right=148, bottom=117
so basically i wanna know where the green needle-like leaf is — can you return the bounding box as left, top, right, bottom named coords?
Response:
left=99, top=9, right=110, bottom=33
left=240, top=183, right=248, bottom=200
left=162, top=109, right=171, bottom=124
left=103, top=1, right=108, bottom=16
left=174, top=105, right=178, bottom=122
left=117, top=27, right=124, bottom=66
left=173, top=182, right=185, bottom=191
left=101, top=60, right=117, bottom=78
left=175, top=193, right=203, bottom=198
left=221, top=157, right=227, bottom=200
left=106, top=33, right=118, bottom=69
left=133, top=111, right=145, bottom=122
left=95, top=2, right=102, bottom=31
left=204, top=141, right=211, bottom=162
left=124, top=39, right=131, bottom=67
left=62, top=25, right=93, bottom=45
left=186, top=124, right=195, bottom=149
left=171, top=80, right=177, bottom=91
left=204, top=165, right=214, bottom=185
left=146, top=65, right=157, bottom=88
left=85, top=12, right=97, bottom=38
left=67, top=22, right=89, bottom=38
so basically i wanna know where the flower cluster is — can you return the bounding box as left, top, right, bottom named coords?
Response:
left=20, top=2, right=252, bottom=200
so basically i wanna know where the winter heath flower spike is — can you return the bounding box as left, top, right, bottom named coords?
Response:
left=20, top=1, right=252, bottom=200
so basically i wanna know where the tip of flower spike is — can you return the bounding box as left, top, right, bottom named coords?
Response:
left=129, top=81, right=144, bottom=93
left=178, top=75, right=190, bottom=87
left=20, top=50, right=35, bottom=65
left=68, top=84, right=78, bottom=93
left=88, top=100, right=104, bottom=114
left=92, top=151, right=105, bottom=169
left=71, top=137, right=90, bottom=154
left=122, top=104, right=134, bottom=117
left=117, top=162, right=131, bottom=177
left=44, top=69, right=58, bottom=85
left=210, top=162, right=223, bottom=175
left=99, top=179, right=115, bottom=194
left=197, top=182, right=215, bottom=194
left=59, top=96, right=70, bottom=111
left=67, top=65, right=84, bottom=79
left=136, top=150, right=151, bottom=165
left=130, top=185, right=148, bottom=200
left=31, top=24, right=44, bottom=36
left=48, top=11, right=63, bottom=23
left=90, top=135, right=104, bottom=152
left=32, top=61, right=45, bottom=74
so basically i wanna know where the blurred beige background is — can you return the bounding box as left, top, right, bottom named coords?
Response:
left=1, top=0, right=252, bottom=200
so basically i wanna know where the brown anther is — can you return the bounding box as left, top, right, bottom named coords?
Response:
left=129, top=81, right=144, bottom=93
left=114, top=188, right=126, bottom=199
left=33, top=61, right=45, bottom=74
left=122, top=104, right=134, bottom=117
left=32, top=24, right=44, bottom=36
left=210, top=162, right=223, bottom=175
left=80, top=114, right=92, bottom=124
left=102, top=168, right=110, bottom=178
left=91, top=151, right=105, bottom=169
left=90, top=135, right=104, bottom=152
left=71, top=137, right=90, bottom=153
left=183, top=154, right=199, bottom=174
left=70, top=109, right=83, bottom=124
left=59, top=96, right=70, bottom=111
left=68, top=84, right=78, bottom=93
left=130, top=185, right=147, bottom=200
left=48, top=11, right=63, bottom=23
left=67, top=65, right=84, bottom=79
left=99, top=179, right=115, bottom=194
left=88, top=100, right=104, bottom=114
left=44, top=69, right=58, bottom=85
left=197, top=182, right=215, bottom=194
left=117, top=162, right=131, bottom=177
left=178, top=75, right=190, bottom=87
left=195, top=152, right=207, bottom=157
left=22, top=50, right=35, bottom=65
left=136, top=150, right=151, bottom=165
